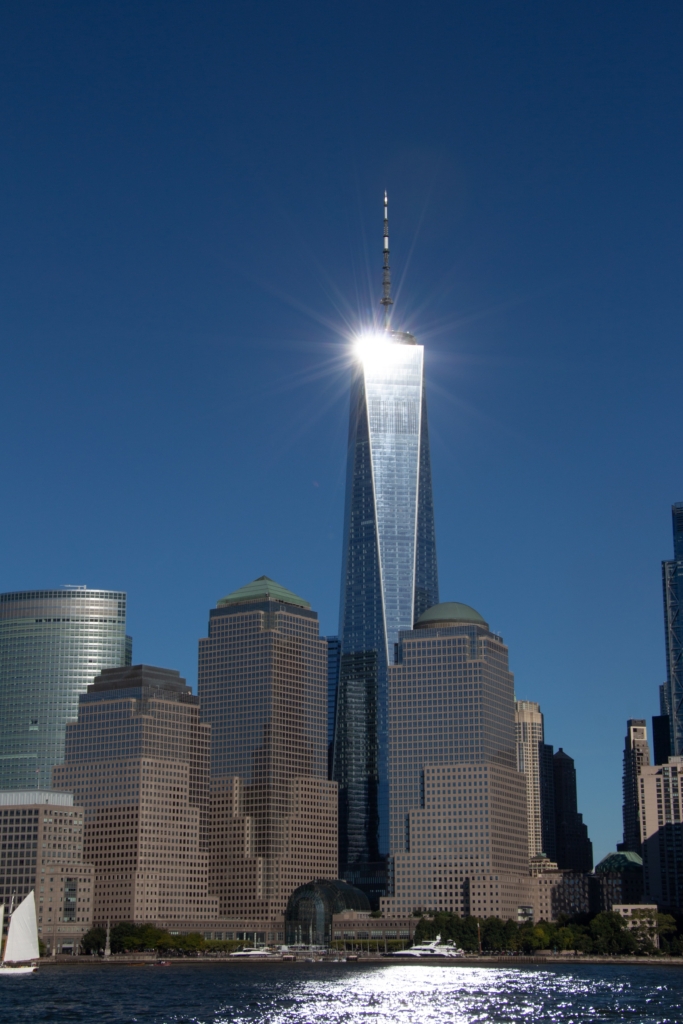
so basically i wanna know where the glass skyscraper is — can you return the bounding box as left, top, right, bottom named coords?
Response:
left=663, top=502, right=683, bottom=756
left=333, top=205, right=439, bottom=900
left=0, top=587, right=132, bottom=790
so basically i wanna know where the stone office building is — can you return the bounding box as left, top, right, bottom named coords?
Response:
left=198, top=578, right=338, bottom=921
left=53, top=664, right=217, bottom=927
left=0, top=789, right=94, bottom=954
left=380, top=602, right=531, bottom=921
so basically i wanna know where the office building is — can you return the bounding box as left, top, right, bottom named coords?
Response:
left=52, top=664, right=217, bottom=926
left=515, top=700, right=545, bottom=860
left=653, top=712, right=671, bottom=766
left=553, top=748, right=593, bottom=872
left=662, top=503, right=683, bottom=756
left=326, top=636, right=340, bottom=777
left=539, top=742, right=557, bottom=861
left=613, top=904, right=659, bottom=947
left=594, top=851, right=644, bottom=910
left=198, top=577, right=338, bottom=921
left=0, top=588, right=132, bottom=790
left=0, top=790, right=94, bottom=954
left=619, top=719, right=650, bottom=854
left=638, top=756, right=683, bottom=911
left=334, top=198, right=439, bottom=900
left=379, top=602, right=531, bottom=921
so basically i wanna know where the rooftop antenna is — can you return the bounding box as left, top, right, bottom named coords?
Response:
left=380, top=190, right=393, bottom=329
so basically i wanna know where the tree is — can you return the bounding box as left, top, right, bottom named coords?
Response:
left=80, top=926, right=106, bottom=953
left=589, top=912, right=636, bottom=955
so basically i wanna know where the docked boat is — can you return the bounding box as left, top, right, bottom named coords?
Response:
left=393, top=934, right=463, bottom=958
left=229, top=947, right=277, bottom=958
left=0, top=891, right=40, bottom=975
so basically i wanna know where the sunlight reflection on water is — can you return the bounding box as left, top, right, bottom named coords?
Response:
left=0, top=962, right=681, bottom=1024
left=208, top=965, right=681, bottom=1024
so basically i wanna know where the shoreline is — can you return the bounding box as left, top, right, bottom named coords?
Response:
left=38, top=954, right=683, bottom=968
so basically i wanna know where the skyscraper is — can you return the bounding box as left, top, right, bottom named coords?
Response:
left=662, top=502, right=683, bottom=756
left=380, top=602, right=531, bottom=920
left=515, top=700, right=545, bottom=861
left=539, top=742, right=557, bottom=862
left=0, top=588, right=132, bottom=790
left=333, top=196, right=439, bottom=899
left=198, top=577, right=337, bottom=921
left=553, top=748, right=593, bottom=872
left=53, top=664, right=215, bottom=926
left=325, top=636, right=341, bottom=777
left=638, top=757, right=683, bottom=912
left=619, top=719, right=650, bottom=855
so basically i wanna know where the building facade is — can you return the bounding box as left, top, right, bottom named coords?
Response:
left=334, top=319, right=439, bottom=900
left=662, top=502, right=683, bottom=756
left=594, top=851, right=644, bottom=910
left=53, top=664, right=216, bottom=926
left=553, top=748, right=593, bottom=872
left=515, top=700, right=545, bottom=861
left=325, top=636, right=340, bottom=778
left=0, top=790, right=94, bottom=954
left=379, top=602, right=531, bottom=921
left=198, top=577, right=338, bottom=921
left=0, top=588, right=132, bottom=790
left=620, top=719, right=650, bottom=855
left=638, top=756, right=683, bottom=911
left=539, top=742, right=557, bottom=861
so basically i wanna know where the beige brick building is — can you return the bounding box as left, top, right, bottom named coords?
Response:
left=381, top=602, right=531, bottom=921
left=637, top=756, right=683, bottom=910
left=0, top=790, right=94, bottom=954
left=53, top=664, right=217, bottom=926
left=515, top=700, right=545, bottom=860
left=199, top=578, right=338, bottom=921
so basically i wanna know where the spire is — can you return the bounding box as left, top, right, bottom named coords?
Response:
left=380, top=190, right=393, bottom=328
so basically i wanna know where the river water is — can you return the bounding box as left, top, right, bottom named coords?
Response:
left=0, top=961, right=681, bottom=1023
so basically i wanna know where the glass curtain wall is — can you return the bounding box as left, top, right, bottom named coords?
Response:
left=0, top=588, right=131, bottom=790
left=334, top=331, right=439, bottom=901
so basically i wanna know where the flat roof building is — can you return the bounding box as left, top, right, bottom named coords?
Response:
left=0, top=790, right=94, bottom=954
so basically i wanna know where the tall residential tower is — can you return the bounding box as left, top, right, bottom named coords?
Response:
left=619, top=719, right=650, bottom=855
left=333, top=196, right=439, bottom=901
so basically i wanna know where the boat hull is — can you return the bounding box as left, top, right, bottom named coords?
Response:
left=0, top=964, right=38, bottom=975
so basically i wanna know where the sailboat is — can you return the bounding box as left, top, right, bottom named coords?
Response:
left=0, top=891, right=39, bottom=975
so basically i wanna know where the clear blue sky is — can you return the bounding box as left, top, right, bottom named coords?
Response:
left=1, top=2, right=682, bottom=862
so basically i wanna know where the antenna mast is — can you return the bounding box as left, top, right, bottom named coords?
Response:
left=380, top=191, right=393, bottom=328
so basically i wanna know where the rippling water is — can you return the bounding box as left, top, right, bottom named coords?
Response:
left=0, top=962, right=682, bottom=1023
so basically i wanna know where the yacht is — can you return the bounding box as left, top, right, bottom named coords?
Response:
left=229, top=947, right=277, bottom=958
left=393, top=934, right=463, bottom=958
left=0, top=892, right=40, bottom=975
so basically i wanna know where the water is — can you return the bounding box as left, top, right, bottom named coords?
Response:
left=0, top=962, right=682, bottom=1023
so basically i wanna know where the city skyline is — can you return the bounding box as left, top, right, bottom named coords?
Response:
left=2, top=3, right=683, bottom=867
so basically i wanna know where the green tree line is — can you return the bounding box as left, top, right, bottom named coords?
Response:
left=414, top=910, right=681, bottom=955
left=79, top=922, right=244, bottom=955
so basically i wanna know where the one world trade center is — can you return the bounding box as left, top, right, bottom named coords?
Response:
left=333, top=195, right=439, bottom=903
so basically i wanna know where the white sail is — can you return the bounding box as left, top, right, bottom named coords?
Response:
left=3, top=892, right=39, bottom=963
left=0, top=905, right=4, bottom=955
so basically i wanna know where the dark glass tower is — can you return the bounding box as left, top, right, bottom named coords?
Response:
left=552, top=748, right=593, bottom=872
left=662, top=502, right=683, bottom=756
left=333, top=197, right=439, bottom=902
